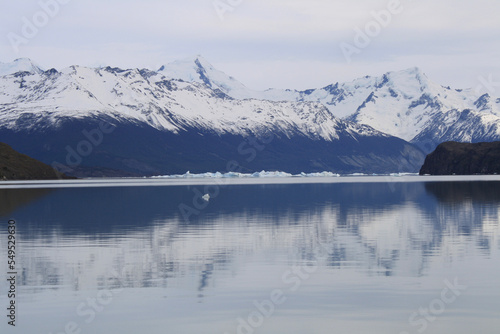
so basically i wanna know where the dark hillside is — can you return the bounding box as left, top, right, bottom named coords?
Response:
left=420, top=141, right=500, bottom=175
left=0, top=142, right=74, bottom=180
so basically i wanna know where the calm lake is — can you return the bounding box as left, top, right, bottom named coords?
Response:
left=1, top=177, right=499, bottom=334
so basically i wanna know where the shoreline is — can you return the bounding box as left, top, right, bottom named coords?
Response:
left=1, top=174, right=500, bottom=189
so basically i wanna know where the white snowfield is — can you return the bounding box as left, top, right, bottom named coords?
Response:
left=1, top=56, right=500, bottom=146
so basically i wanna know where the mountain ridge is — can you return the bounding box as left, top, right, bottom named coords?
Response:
left=0, top=57, right=426, bottom=176
left=4, top=55, right=499, bottom=176
left=153, top=56, right=500, bottom=152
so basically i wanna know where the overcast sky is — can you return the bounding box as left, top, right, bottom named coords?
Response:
left=0, top=0, right=499, bottom=92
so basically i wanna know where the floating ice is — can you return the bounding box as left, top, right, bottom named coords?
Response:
left=152, top=170, right=341, bottom=179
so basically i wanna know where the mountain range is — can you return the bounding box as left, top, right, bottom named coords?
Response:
left=0, top=56, right=498, bottom=177
left=161, top=57, right=500, bottom=152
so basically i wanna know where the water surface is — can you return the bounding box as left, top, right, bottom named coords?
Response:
left=0, top=178, right=499, bottom=334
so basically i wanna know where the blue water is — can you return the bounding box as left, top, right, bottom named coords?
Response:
left=0, top=177, right=499, bottom=334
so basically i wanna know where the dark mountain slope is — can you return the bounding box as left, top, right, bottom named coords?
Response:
left=1, top=116, right=424, bottom=177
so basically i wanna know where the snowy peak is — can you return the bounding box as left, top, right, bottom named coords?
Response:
left=0, top=58, right=43, bottom=76
left=391, top=66, right=428, bottom=84
left=158, top=55, right=209, bottom=84
left=158, top=55, right=249, bottom=95
left=342, top=67, right=432, bottom=98
left=474, top=93, right=491, bottom=110
left=472, top=93, right=500, bottom=116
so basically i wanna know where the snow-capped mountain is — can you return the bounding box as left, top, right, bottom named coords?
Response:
left=0, top=62, right=386, bottom=141
left=158, top=55, right=250, bottom=97
left=0, top=59, right=424, bottom=177
left=160, top=57, right=500, bottom=152
left=0, top=58, right=43, bottom=76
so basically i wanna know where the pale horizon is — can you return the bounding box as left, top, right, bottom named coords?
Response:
left=0, top=0, right=499, bottom=92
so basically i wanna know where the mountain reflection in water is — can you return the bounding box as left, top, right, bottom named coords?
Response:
left=0, top=179, right=498, bottom=334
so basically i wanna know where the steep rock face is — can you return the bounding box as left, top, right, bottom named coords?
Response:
left=0, top=142, right=73, bottom=180
left=419, top=141, right=500, bottom=175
